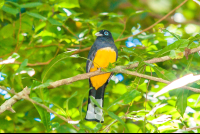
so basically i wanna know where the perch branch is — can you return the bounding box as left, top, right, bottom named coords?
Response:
left=47, top=66, right=200, bottom=93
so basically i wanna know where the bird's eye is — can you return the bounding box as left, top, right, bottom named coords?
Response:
left=104, top=31, right=109, bottom=36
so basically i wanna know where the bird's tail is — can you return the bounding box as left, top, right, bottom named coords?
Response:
left=85, top=85, right=106, bottom=123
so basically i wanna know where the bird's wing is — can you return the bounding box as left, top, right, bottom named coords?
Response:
left=86, top=45, right=97, bottom=73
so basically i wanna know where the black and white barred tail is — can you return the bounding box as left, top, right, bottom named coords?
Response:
left=85, top=82, right=107, bottom=123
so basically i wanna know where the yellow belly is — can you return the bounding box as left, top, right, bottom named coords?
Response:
left=90, top=47, right=116, bottom=90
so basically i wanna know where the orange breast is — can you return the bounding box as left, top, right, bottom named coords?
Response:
left=89, top=47, right=116, bottom=90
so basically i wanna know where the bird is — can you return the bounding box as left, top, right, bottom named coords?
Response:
left=85, top=30, right=118, bottom=123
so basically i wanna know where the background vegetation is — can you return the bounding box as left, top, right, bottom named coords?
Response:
left=0, top=0, right=200, bottom=133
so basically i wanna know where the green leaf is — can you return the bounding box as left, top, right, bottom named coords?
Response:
left=93, top=123, right=102, bottom=133
left=90, top=96, right=101, bottom=108
left=66, top=91, right=78, bottom=114
left=11, top=52, right=20, bottom=59
left=41, top=51, right=75, bottom=82
left=1, top=6, right=19, bottom=15
left=33, top=80, right=52, bottom=90
left=156, top=39, right=189, bottom=57
left=79, top=87, right=92, bottom=120
left=99, top=21, right=124, bottom=28
left=57, top=125, right=77, bottom=133
left=5, top=1, right=20, bottom=7
left=169, top=49, right=184, bottom=59
left=16, top=59, right=28, bottom=73
left=118, top=55, right=130, bottom=61
left=55, top=0, right=80, bottom=8
left=127, top=123, right=142, bottom=133
left=0, top=0, right=4, bottom=9
left=176, top=88, right=189, bottom=117
left=162, top=29, right=181, bottom=39
left=0, top=24, right=14, bottom=38
left=188, top=33, right=200, bottom=47
left=122, top=47, right=135, bottom=54
left=127, top=10, right=149, bottom=19
left=154, top=66, right=177, bottom=81
left=30, top=80, right=51, bottom=132
left=123, top=90, right=141, bottom=104
left=99, top=12, right=124, bottom=18
left=20, top=2, right=42, bottom=8
left=31, top=97, right=43, bottom=103
left=26, top=11, right=47, bottom=20
left=107, top=111, right=129, bottom=132
left=50, top=122, right=60, bottom=131
left=111, top=83, right=127, bottom=95
left=137, top=34, right=155, bottom=39
left=48, top=18, right=62, bottom=26
left=56, top=14, right=68, bottom=21
left=108, top=90, right=140, bottom=109
left=134, top=64, right=146, bottom=84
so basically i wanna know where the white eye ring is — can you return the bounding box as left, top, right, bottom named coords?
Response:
left=104, top=31, right=109, bottom=36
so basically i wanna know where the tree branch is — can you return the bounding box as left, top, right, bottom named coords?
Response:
left=115, top=0, right=188, bottom=42
left=48, top=46, right=200, bottom=92
left=182, top=125, right=200, bottom=131
left=1, top=44, right=200, bottom=119
left=0, top=86, right=79, bottom=125
left=116, top=68, right=200, bottom=93
left=47, top=66, right=200, bottom=93
left=0, top=86, right=28, bottom=114
left=125, top=46, right=200, bottom=69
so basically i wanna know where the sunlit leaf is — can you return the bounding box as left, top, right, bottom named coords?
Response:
left=162, top=29, right=181, bottom=40
left=54, top=0, right=80, bottom=8
left=169, top=49, right=184, bottom=59
left=41, top=51, right=75, bottom=82
left=89, top=96, right=101, bottom=108
left=107, top=111, right=129, bottom=132
left=93, top=123, right=102, bottom=133
left=20, top=2, right=42, bottom=8
left=176, top=89, right=189, bottom=117
left=30, top=80, right=51, bottom=132
left=26, top=11, right=47, bottom=20
left=154, top=66, right=177, bottom=81
left=156, top=39, right=189, bottom=57
left=16, top=59, right=28, bottom=73
left=1, top=5, right=19, bottom=15
left=48, top=18, right=62, bottom=26
left=154, top=73, right=200, bottom=97
left=149, top=115, right=172, bottom=124
left=0, top=0, right=4, bottom=9
left=108, top=90, right=141, bottom=109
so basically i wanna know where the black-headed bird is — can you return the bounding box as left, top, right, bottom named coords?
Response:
left=85, top=30, right=118, bottom=123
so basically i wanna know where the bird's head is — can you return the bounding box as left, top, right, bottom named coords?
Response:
left=95, top=30, right=114, bottom=41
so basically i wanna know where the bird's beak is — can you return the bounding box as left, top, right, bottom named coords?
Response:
left=95, top=32, right=103, bottom=37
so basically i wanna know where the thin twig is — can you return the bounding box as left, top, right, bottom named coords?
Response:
left=144, top=67, right=152, bottom=132
left=115, top=0, right=188, bottom=42
left=15, top=11, right=22, bottom=51
left=124, top=45, right=200, bottom=69
left=117, top=18, right=127, bottom=40
left=62, top=25, right=79, bottom=39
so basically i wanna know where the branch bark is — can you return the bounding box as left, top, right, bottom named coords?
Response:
left=1, top=44, right=200, bottom=115
left=0, top=86, right=29, bottom=114
left=0, top=86, right=79, bottom=125
left=182, top=125, right=200, bottom=131
left=47, top=46, right=200, bottom=92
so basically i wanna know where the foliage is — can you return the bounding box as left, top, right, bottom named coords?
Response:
left=0, top=0, right=200, bottom=133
